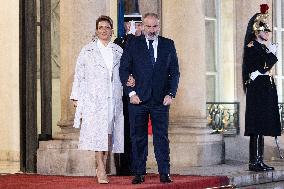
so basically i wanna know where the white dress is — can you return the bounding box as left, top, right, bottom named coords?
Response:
left=70, top=39, right=124, bottom=153
left=97, top=39, right=114, bottom=134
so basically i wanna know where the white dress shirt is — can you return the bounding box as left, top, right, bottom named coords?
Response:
left=97, top=39, right=114, bottom=85
left=146, top=37, right=158, bottom=62
left=97, top=39, right=115, bottom=133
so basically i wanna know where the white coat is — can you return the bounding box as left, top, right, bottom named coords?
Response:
left=70, top=39, right=124, bottom=153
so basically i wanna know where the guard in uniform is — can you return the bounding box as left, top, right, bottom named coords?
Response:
left=114, top=14, right=142, bottom=49
left=242, top=4, right=281, bottom=172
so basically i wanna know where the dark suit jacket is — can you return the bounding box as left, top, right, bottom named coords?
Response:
left=114, top=34, right=135, bottom=49
left=119, top=35, right=180, bottom=104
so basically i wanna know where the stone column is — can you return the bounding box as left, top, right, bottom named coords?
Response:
left=147, top=0, right=224, bottom=170
left=221, top=0, right=235, bottom=101
left=57, top=0, right=117, bottom=138
left=57, top=0, right=108, bottom=138
left=37, top=0, right=117, bottom=176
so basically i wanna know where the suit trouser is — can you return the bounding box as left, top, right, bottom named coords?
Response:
left=129, top=102, right=170, bottom=175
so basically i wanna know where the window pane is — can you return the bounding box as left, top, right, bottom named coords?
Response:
left=37, top=0, right=41, bottom=22
left=282, top=79, right=284, bottom=101
left=283, top=32, right=284, bottom=61
left=273, top=31, right=278, bottom=74
left=124, top=0, right=139, bottom=15
left=205, top=20, right=216, bottom=72
left=37, top=26, right=40, bottom=78
left=206, top=75, right=216, bottom=102
left=273, top=0, right=277, bottom=27
left=273, top=30, right=277, bottom=43
left=205, top=0, right=216, bottom=18
left=282, top=1, right=284, bottom=27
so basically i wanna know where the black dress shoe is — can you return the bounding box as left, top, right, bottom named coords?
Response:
left=261, top=162, right=275, bottom=171
left=249, top=162, right=267, bottom=172
left=160, top=174, right=172, bottom=183
left=131, top=175, right=145, bottom=184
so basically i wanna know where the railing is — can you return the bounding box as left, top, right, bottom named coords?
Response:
left=207, top=102, right=284, bottom=136
left=206, top=102, right=240, bottom=136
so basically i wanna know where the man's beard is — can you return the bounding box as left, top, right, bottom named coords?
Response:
left=146, top=32, right=159, bottom=40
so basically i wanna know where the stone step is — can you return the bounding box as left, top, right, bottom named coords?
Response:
left=37, top=139, right=116, bottom=176
left=147, top=159, right=284, bottom=187
left=229, top=169, right=284, bottom=187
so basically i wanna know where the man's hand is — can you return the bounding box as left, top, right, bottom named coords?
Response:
left=126, top=75, right=135, bottom=87
left=130, top=94, right=142, bottom=104
left=163, top=95, right=173, bottom=106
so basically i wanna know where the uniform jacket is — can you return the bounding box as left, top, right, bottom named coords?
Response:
left=243, top=40, right=281, bottom=136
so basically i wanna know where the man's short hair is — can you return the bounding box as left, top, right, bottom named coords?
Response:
left=96, top=15, right=113, bottom=30
left=143, top=13, right=159, bottom=21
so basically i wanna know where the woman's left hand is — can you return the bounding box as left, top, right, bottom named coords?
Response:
left=126, top=75, right=135, bottom=87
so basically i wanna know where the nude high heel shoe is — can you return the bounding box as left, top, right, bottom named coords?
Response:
left=95, top=153, right=109, bottom=184
left=96, top=168, right=109, bottom=184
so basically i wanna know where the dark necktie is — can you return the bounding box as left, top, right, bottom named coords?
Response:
left=148, top=40, right=155, bottom=65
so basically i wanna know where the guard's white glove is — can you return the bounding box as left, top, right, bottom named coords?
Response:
left=250, top=70, right=261, bottom=81
left=268, top=43, right=278, bottom=55
left=127, top=21, right=136, bottom=35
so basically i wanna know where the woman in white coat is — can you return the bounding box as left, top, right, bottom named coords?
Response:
left=70, top=15, right=131, bottom=184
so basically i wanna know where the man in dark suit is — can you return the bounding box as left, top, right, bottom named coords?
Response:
left=119, top=13, right=180, bottom=184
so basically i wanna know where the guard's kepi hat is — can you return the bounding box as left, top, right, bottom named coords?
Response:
left=252, top=4, right=272, bottom=32
left=124, top=14, right=142, bottom=22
